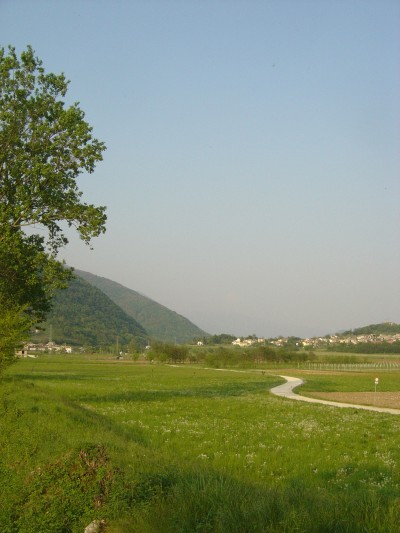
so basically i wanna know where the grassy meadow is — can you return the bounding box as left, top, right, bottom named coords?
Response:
left=294, top=371, right=400, bottom=393
left=1, top=357, right=400, bottom=532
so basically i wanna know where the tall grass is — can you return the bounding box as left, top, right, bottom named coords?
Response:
left=1, top=358, right=400, bottom=532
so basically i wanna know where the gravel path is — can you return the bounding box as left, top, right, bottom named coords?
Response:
left=271, top=375, right=400, bottom=415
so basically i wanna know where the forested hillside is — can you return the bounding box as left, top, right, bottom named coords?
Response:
left=341, top=322, right=400, bottom=336
left=76, top=269, right=208, bottom=343
left=33, top=276, right=148, bottom=349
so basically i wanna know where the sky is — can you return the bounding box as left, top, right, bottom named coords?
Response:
left=1, top=0, right=399, bottom=338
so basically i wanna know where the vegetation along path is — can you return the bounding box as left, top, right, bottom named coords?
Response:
left=271, top=375, right=400, bottom=415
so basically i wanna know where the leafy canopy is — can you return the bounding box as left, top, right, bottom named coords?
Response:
left=0, top=45, right=107, bottom=363
left=0, top=45, right=106, bottom=252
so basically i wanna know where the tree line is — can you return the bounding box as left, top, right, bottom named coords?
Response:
left=147, top=342, right=316, bottom=367
left=328, top=342, right=400, bottom=354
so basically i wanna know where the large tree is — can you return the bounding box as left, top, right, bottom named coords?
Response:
left=0, top=45, right=107, bottom=364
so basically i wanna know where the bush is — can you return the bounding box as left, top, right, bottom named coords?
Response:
left=148, top=342, right=189, bottom=363
left=15, top=445, right=123, bottom=533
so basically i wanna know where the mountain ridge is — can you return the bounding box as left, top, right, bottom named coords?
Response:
left=75, top=269, right=209, bottom=343
left=33, top=275, right=148, bottom=348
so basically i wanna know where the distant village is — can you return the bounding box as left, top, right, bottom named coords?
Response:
left=18, top=341, right=73, bottom=357
left=19, top=329, right=400, bottom=357
left=298, top=333, right=400, bottom=348
left=232, top=332, right=400, bottom=348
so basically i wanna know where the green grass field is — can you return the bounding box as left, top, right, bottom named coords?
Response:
left=1, top=357, right=400, bottom=532
left=294, top=371, right=400, bottom=393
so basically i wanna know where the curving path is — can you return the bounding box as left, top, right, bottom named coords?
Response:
left=271, top=375, right=400, bottom=415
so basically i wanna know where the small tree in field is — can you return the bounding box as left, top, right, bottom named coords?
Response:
left=0, top=45, right=107, bottom=370
left=149, top=342, right=189, bottom=363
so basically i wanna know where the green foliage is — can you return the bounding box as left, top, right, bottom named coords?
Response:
left=329, top=342, right=400, bottom=354
left=76, top=269, right=208, bottom=343
left=200, top=333, right=236, bottom=345
left=341, top=322, right=400, bottom=336
left=0, top=45, right=106, bottom=366
left=16, top=445, right=118, bottom=533
left=34, top=275, right=148, bottom=350
left=198, top=344, right=314, bottom=368
left=0, top=230, right=71, bottom=322
left=148, top=341, right=189, bottom=363
left=0, top=376, right=130, bottom=533
left=0, top=45, right=106, bottom=251
left=0, top=302, right=31, bottom=371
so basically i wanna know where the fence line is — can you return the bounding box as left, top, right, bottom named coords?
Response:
left=300, top=362, right=400, bottom=372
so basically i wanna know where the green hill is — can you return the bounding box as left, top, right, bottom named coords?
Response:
left=33, top=275, right=148, bottom=349
left=75, top=269, right=209, bottom=343
left=341, top=322, right=400, bottom=336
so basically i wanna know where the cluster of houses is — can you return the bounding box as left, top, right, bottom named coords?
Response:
left=231, top=337, right=266, bottom=347
left=18, top=341, right=73, bottom=357
left=301, top=333, right=400, bottom=348
left=230, top=332, right=400, bottom=349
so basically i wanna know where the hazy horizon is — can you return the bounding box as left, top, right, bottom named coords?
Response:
left=2, top=1, right=399, bottom=338
left=74, top=266, right=399, bottom=339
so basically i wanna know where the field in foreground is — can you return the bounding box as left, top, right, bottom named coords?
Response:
left=1, top=358, right=400, bottom=532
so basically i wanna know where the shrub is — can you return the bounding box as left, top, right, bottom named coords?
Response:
left=15, top=445, right=123, bottom=533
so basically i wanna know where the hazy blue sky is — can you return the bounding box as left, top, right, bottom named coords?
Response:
left=2, top=0, right=399, bottom=337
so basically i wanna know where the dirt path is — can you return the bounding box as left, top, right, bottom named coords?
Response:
left=271, top=375, right=400, bottom=415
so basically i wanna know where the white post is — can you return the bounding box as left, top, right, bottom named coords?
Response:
left=374, top=377, right=379, bottom=404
